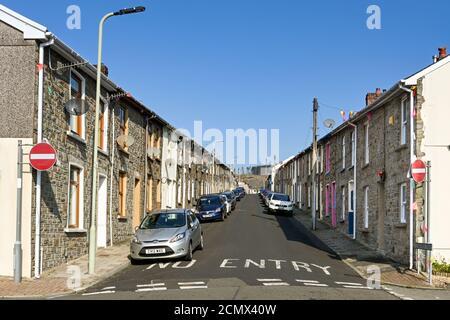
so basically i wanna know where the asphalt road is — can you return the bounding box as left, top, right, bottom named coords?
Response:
left=61, top=194, right=397, bottom=300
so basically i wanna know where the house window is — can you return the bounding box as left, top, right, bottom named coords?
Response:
left=299, top=184, right=302, bottom=206
left=342, top=136, right=346, bottom=170
left=401, top=97, right=409, bottom=145
left=364, top=123, right=369, bottom=165
left=307, top=185, right=311, bottom=208
left=187, top=178, right=191, bottom=202
left=325, top=184, right=330, bottom=217
left=177, top=180, right=182, bottom=205
left=68, top=166, right=83, bottom=229
left=69, top=71, right=85, bottom=138
left=325, top=143, right=331, bottom=173
left=147, top=124, right=154, bottom=153
left=348, top=181, right=354, bottom=213
left=341, top=186, right=346, bottom=221
left=156, top=180, right=161, bottom=207
left=400, top=183, right=407, bottom=223
left=308, top=153, right=311, bottom=175
left=364, top=186, right=369, bottom=229
left=98, top=102, right=108, bottom=151
left=351, top=130, right=356, bottom=166
left=146, top=177, right=153, bottom=212
left=119, top=172, right=127, bottom=217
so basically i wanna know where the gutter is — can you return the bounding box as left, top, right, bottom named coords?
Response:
left=34, top=35, right=54, bottom=279
left=399, top=83, right=416, bottom=270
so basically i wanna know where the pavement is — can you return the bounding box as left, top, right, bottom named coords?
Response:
left=0, top=240, right=130, bottom=299
left=291, top=207, right=444, bottom=289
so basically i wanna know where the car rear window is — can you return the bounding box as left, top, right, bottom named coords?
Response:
left=272, top=194, right=290, bottom=201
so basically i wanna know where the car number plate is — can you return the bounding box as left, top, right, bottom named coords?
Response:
left=146, top=248, right=165, bottom=254
left=203, top=214, right=212, bottom=218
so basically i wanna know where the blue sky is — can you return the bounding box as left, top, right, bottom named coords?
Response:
left=3, top=0, right=450, bottom=166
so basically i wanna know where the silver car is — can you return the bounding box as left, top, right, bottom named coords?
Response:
left=130, top=209, right=203, bottom=264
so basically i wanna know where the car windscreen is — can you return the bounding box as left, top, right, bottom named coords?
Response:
left=198, top=197, right=221, bottom=208
left=140, top=212, right=186, bottom=229
left=272, top=194, right=290, bottom=201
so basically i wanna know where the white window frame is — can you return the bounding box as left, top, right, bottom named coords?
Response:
left=401, top=97, right=408, bottom=146
left=68, top=69, right=86, bottom=140
left=364, top=186, right=369, bottom=229
left=364, top=123, right=369, bottom=165
left=308, top=153, right=312, bottom=175
left=66, top=164, right=85, bottom=231
left=341, top=186, right=346, bottom=221
left=342, top=135, right=346, bottom=170
left=348, top=181, right=354, bottom=213
left=320, top=146, right=324, bottom=173
left=351, top=130, right=356, bottom=167
left=400, top=183, right=407, bottom=223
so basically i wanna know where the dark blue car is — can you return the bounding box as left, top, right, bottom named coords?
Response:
left=195, top=195, right=227, bottom=222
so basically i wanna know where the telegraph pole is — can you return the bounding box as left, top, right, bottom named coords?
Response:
left=311, top=98, right=319, bottom=231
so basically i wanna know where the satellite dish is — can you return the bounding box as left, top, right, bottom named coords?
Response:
left=116, top=135, right=135, bottom=148
left=64, top=98, right=89, bottom=116
left=165, top=158, right=175, bottom=168
left=323, top=119, right=336, bottom=129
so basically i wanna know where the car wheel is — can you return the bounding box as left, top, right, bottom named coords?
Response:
left=198, top=234, right=204, bottom=250
left=185, top=242, right=193, bottom=261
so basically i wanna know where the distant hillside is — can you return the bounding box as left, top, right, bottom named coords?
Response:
left=239, top=175, right=268, bottom=190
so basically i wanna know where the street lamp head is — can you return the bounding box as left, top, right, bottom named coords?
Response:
left=114, top=6, right=146, bottom=16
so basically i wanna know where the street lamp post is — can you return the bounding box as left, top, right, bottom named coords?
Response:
left=89, top=6, right=145, bottom=275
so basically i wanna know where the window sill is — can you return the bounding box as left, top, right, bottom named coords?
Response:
left=64, top=228, right=87, bottom=234
left=395, top=144, right=408, bottom=152
left=361, top=228, right=370, bottom=234
left=118, top=146, right=130, bottom=156
left=66, top=131, right=86, bottom=145
left=395, top=223, right=407, bottom=229
left=339, top=219, right=346, bottom=224
left=348, top=165, right=354, bottom=171
left=118, top=216, right=128, bottom=222
left=340, top=168, right=346, bottom=173
left=362, top=163, right=370, bottom=170
left=98, top=149, right=109, bottom=157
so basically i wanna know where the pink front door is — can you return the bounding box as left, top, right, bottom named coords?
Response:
left=331, top=182, right=337, bottom=227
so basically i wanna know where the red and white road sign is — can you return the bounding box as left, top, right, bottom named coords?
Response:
left=29, top=143, right=57, bottom=171
left=411, top=160, right=426, bottom=183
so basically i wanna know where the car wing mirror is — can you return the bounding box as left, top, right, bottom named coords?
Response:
left=134, top=226, right=139, bottom=232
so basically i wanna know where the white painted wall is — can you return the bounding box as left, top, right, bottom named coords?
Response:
left=420, top=60, right=450, bottom=262
left=0, top=138, right=33, bottom=277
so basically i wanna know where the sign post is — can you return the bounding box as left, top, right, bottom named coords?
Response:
left=14, top=140, right=23, bottom=283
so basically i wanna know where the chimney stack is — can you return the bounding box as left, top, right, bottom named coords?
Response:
left=365, top=88, right=383, bottom=107
left=438, top=47, right=447, bottom=60
left=94, top=63, right=109, bottom=77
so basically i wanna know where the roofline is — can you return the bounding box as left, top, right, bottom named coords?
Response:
left=0, top=4, right=47, bottom=39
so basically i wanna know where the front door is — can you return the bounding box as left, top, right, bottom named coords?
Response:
left=97, top=175, right=107, bottom=248
left=331, top=182, right=337, bottom=227
left=133, top=178, right=142, bottom=230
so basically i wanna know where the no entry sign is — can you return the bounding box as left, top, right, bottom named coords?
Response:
left=411, top=160, right=426, bottom=184
left=29, top=143, right=57, bottom=171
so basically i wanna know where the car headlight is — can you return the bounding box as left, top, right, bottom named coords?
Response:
left=131, top=235, right=141, bottom=244
left=215, top=207, right=222, bottom=213
left=170, top=232, right=186, bottom=243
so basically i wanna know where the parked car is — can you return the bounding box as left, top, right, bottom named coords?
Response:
left=267, top=193, right=294, bottom=216
left=219, top=194, right=232, bottom=215
left=195, top=194, right=227, bottom=222
left=130, top=209, right=203, bottom=264
left=222, top=191, right=237, bottom=212
left=264, top=191, right=273, bottom=206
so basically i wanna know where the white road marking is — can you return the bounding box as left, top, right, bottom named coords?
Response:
left=101, top=286, right=116, bottom=290
left=343, top=286, right=373, bottom=290
left=136, top=283, right=165, bottom=288
left=262, top=282, right=290, bottom=286
left=82, top=290, right=115, bottom=296
left=303, top=283, right=329, bottom=287
left=179, top=286, right=208, bottom=290
left=177, top=281, right=206, bottom=285
left=296, top=280, right=320, bottom=284
left=402, top=297, right=414, bottom=300
left=135, top=287, right=167, bottom=292
left=335, top=282, right=363, bottom=286
left=257, top=279, right=283, bottom=282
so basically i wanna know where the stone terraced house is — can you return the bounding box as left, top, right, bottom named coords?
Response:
left=275, top=48, right=450, bottom=270
left=0, top=5, right=235, bottom=278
